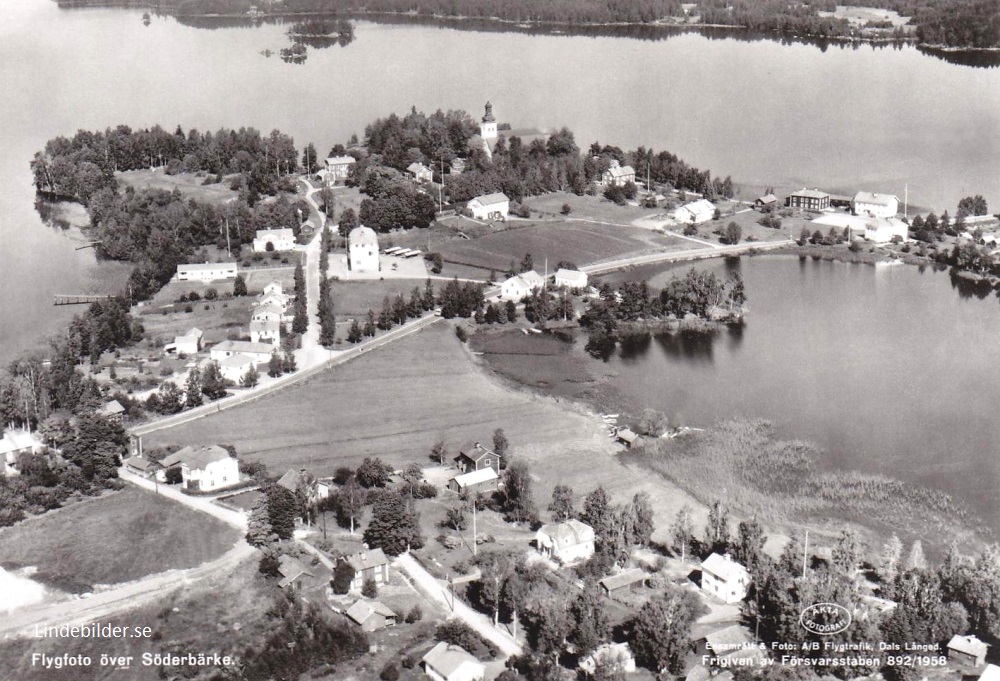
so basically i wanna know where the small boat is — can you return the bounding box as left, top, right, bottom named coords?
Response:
left=875, top=259, right=903, bottom=267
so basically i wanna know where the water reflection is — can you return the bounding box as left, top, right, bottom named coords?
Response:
left=948, top=269, right=995, bottom=300
left=652, top=330, right=716, bottom=363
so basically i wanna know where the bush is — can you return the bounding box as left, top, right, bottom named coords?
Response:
left=415, top=482, right=439, bottom=499
left=560, top=203, right=572, bottom=215
left=362, top=577, right=377, bottom=598
left=405, top=605, right=423, bottom=623
left=379, top=663, right=399, bottom=681
left=188, top=291, right=201, bottom=301
left=455, top=325, right=468, bottom=343
left=204, top=288, right=218, bottom=300
left=401, top=654, right=418, bottom=669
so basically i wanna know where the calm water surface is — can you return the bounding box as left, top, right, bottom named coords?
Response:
left=600, top=256, right=1000, bottom=530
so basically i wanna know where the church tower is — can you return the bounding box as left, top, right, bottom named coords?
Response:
left=480, top=101, right=497, bottom=141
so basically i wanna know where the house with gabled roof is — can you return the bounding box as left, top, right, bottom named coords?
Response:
left=218, top=354, right=255, bottom=384
left=701, top=553, right=751, bottom=604
left=277, top=554, right=315, bottom=589
left=554, top=268, right=588, bottom=290
left=210, top=340, right=275, bottom=364
left=853, top=191, right=899, bottom=218
left=339, top=548, right=391, bottom=592
left=407, top=162, right=433, bottom=183
left=448, top=467, right=499, bottom=494
left=349, top=226, right=379, bottom=273
left=536, top=519, right=595, bottom=565
left=250, top=319, right=281, bottom=347
left=598, top=567, right=647, bottom=595
left=787, top=189, right=830, bottom=211
left=947, top=634, right=989, bottom=669
left=123, top=455, right=162, bottom=479
left=675, top=199, right=716, bottom=225
left=176, top=262, right=238, bottom=282
left=601, top=159, right=636, bottom=187
left=500, top=270, right=544, bottom=301
left=345, top=599, right=397, bottom=631
left=160, top=445, right=240, bottom=492
left=253, top=228, right=295, bottom=253
left=99, top=399, right=125, bottom=425
left=276, top=468, right=331, bottom=502
left=321, top=155, right=356, bottom=185
left=467, top=192, right=509, bottom=221
left=755, top=194, right=778, bottom=210
left=171, top=327, right=203, bottom=355
left=0, top=429, right=43, bottom=476
left=422, top=641, right=485, bottom=681
left=454, top=442, right=500, bottom=475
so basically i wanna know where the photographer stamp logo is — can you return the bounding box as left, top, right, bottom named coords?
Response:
left=799, top=603, right=852, bottom=635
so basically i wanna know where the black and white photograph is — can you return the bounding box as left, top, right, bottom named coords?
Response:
left=1, top=1, right=998, bottom=679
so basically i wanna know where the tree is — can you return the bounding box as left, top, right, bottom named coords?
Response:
left=477, top=551, right=515, bottom=627
left=627, top=492, right=654, bottom=546
left=671, top=505, right=694, bottom=561
left=265, top=484, right=298, bottom=540
left=362, top=577, right=378, bottom=598
left=363, top=490, right=423, bottom=556
left=492, top=428, right=509, bottom=462
left=905, top=540, right=927, bottom=571
left=724, top=221, right=742, bottom=244
left=184, top=366, right=203, bottom=408
left=446, top=506, right=466, bottom=531
left=705, top=500, right=731, bottom=554
left=337, top=476, right=367, bottom=535
left=430, top=439, right=447, bottom=465
left=356, top=457, right=392, bottom=488
left=347, top=319, right=363, bottom=343
left=798, top=226, right=811, bottom=246
left=201, top=360, right=227, bottom=399
left=302, top=142, right=319, bottom=174
left=502, top=459, right=538, bottom=524
left=878, top=535, right=903, bottom=587
left=319, top=284, right=336, bottom=347
left=569, top=584, right=610, bottom=656
left=268, top=350, right=283, bottom=378
left=957, top=195, right=988, bottom=219
left=246, top=497, right=274, bottom=547
left=629, top=587, right=703, bottom=674
left=548, top=485, right=575, bottom=521
left=241, top=364, right=260, bottom=388
left=233, top=274, right=248, bottom=297
left=734, top=518, right=766, bottom=573
left=505, top=300, right=517, bottom=323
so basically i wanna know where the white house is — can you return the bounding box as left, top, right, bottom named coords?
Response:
left=675, top=199, right=716, bottom=225
left=601, top=159, right=636, bottom=187
left=172, top=328, right=203, bottom=355
left=263, top=280, right=284, bottom=297
left=160, top=445, right=240, bottom=492
left=251, top=304, right=284, bottom=323
left=467, top=192, right=510, bottom=221
left=407, top=162, right=433, bottom=183
left=218, top=354, right=255, bottom=384
left=422, top=642, right=485, bottom=681
left=853, top=191, right=899, bottom=218
left=176, top=262, right=238, bottom=282
left=252, top=228, right=295, bottom=253
left=500, top=270, right=544, bottom=301
left=348, top=226, right=380, bottom=273
left=341, top=548, right=391, bottom=592
left=579, top=643, right=636, bottom=676
left=536, top=519, right=596, bottom=564
left=701, top=553, right=751, bottom=604
left=480, top=101, right=498, bottom=141
left=210, top=340, right=275, bottom=364
left=864, top=217, right=908, bottom=244
left=554, top=268, right=588, bottom=289
left=0, top=429, right=43, bottom=477
left=257, top=293, right=289, bottom=311
left=321, top=155, right=356, bottom=184
left=250, top=319, right=281, bottom=346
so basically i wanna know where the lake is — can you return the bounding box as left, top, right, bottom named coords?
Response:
left=596, top=256, right=1000, bottom=531
left=1, top=2, right=999, bottom=363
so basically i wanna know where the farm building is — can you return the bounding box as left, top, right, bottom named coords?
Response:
left=407, top=162, right=433, bottom=183
left=176, top=262, right=238, bottom=282
left=701, top=553, right=751, bottom=604
left=170, top=328, right=203, bottom=355
left=123, top=456, right=162, bottom=479
left=454, top=441, right=501, bottom=475
left=339, top=548, right=391, bottom=592
left=675, top=199, right=716, bottom=225
left=218, top=354, right=255, bottom=384
left=210, top=340, right=275, bottom=364
left=467, top=192, right=510, bottom=221
left=536, top=519, right=596, bottom=564
left=947, top=635, right=989, bottom=669
left=160, top=445, right=240, bottom=493
left=500, top=270, right=544, bottom=301
left=448, top=467, right=499, bottom=494
left=601, top=160, right=636, bottom=187
left=252, top=228, right=295, bottom=253
left=786, top=189, right=830, bottom=211
left=864, top=217, right=908, bottom=243
left=345, top=600, right=397, bottom=632
left=349, top=226, right=380, bottom=273
left=422, top=641, right=485, bottom=681
left=598, top=567, right=647, bottom=596
left=615, top=428, right=639, bottom=448
left=754, top=194, right=778, bottom=210
left=853, top=191, right=899, bottom=218
left=554, top=268, right=588, bottom=289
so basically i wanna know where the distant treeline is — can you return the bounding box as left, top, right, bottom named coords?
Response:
left=31, top=125, right=298, bottom=204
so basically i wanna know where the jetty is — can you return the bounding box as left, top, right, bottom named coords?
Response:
left=53, top=294, right=112, bottom=306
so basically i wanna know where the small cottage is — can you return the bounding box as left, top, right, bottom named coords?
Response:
left=340, top=548, right=391, bottom=592
left=250, top=319, right=281, bottom=346
left=947, top=635, right=989, bottom=669
left=407, top=162, right=433, bottom=183
left=754, top=194, right=778, bottom=211
left=553, top=268, right=588, bottom=290
left=345, top=600, right=397, bottom=632
left=322, top=155, right=356, bottom=184
left=536, top=519, right=596, bottom=565
left=500, top=270, right=544, bottom=302
left=276, top=468, right=331, bottom=501
left=454, top=442, right=500, bottom=475
left=210, top=340, right=275, bottom=364
left=467, top=192, right=510, bottom=221
left=172, top=328, right=203, bottom=355
left=99, top=399, right=125, bottom=425
left=448, top=467, right=499, bottom=495
left=422, top=642, right=485, bottom=681
left=218, top=354, right=255, bottom=384
left=675, top=199, right=716, bottom=225
left=0, top=429, right=44, bottom=476
left=701, top=553, right=751, bottom=604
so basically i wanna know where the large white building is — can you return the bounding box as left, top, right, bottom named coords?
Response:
left=536, top=519, right=596, bottom=565
left=170, top=327, right=203, bottom=355
left=253, top=228, right=295, bottom=253
left=320, top=155, right=356, bottom=185
left=600, top=159, right=636, bottom=187
left=675, top=199, right=716, bottom=225
left=853, top=191, right=899, bottom=218
left=554, top=268, right=588, bottom=290
left=348, top=226, right=380, bottom=273
left=160, top=445, right=240, bottom=492
left=480, top=101, right=498, bottom=141
left=467, top=192, right=510, bottom=221
left=864, top=217, right=908, bottom=244
left=500, top=270, right=544, bottom=301
left=701, top=553, right=751, bottom=604
left=177, top=262, right=238, bottom=282
left=218, top=354, right=255, bottom=384
left=210, top=340, right=275, bottom=364
left=250, top=319, right=281, bottom=346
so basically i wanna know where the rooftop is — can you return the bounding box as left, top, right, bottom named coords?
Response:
left=539, top=518, right=595, bottom=545
left=702, top=553, right=750, bottom=583
left=212, top=340, right=275, bottom=355
left=344, top=548, right=390, bottom=572
left=790, top=189, right=830, bottom=199
left=100, top=399, right=125, bottom=416
left=470, top=192, right=510, bottom=206
left=345, top=599, right=396, bottom=625
left=854, top=191, right=898, bottom=206
left=948, top=634, right=989, bottom=657
left=422, top=642, right=483, bottom=678
left=255, top=228, right=294, bottom=238
left=349, top=225, right=379, bottom=247
left=326, top=155, right=356, bottom=165
left=598, top=567, right=647, bottom=591
left=178, top=261, right=237, bottom=272
left=161, top=445, right=232, bottom=470
left=452, top=467, right=499, bottom=488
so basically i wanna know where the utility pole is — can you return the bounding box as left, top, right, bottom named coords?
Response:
left=472, top=495, right=478, bottom=557
left=904, top=183, right=908, bottom=220
left=802, top=530, right=809, bottom=578
left=225, top=217, right=232, bottom=257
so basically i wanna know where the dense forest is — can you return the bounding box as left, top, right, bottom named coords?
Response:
left=66, top=0, right=1000, bottom=48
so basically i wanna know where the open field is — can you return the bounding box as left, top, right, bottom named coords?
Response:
left=524, top=191, right=654, bottom=224
left=118, top=169, right=240, bottom=205
left=438, top=220, right=693, bottom=272
left=137, top=293, right=256, bottom=348
left=0, top=487, right=241, bottom=591
left=329, top=279, right=428, bottom=318
left=146, top=323, right=709, bottom=543
left=819, top=5, right=912, bottom=27
left=0, top=557, right=279, bottom=681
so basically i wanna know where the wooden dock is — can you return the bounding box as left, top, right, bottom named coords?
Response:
left=53, top=294, right=112, bottom=306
